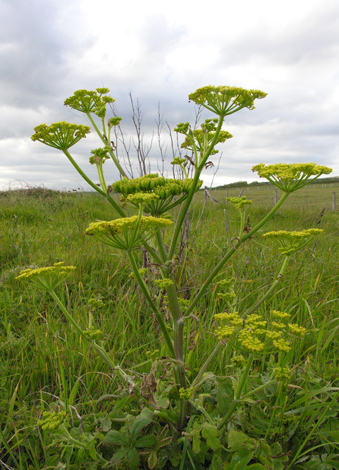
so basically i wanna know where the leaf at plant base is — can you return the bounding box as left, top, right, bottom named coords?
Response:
left=130, top=417, right=153, bottom=442
left=246, top=465, right=266, bottom=469
left=88, top=440, right=97, bottom=460
left=148, top=451, right=158, bottom=469
left=112, top=447, right=129, bottom=464
left=103, top=429, right=129, bottom=446
left=228, top=428, right=252, bottom=450
left=201, top=425, right=221, bottom=451
left=99, top=416, right=112, bottom=432
left=128, top=447, right=140, bottom=470
left=135, top=434, right=157, bottom=448
left=224, top=448, right=255, bottom=470
left=192, top=430, right=201, bottom=454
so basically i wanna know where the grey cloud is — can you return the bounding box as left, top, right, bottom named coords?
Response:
left=220, top=4, right=339, bottom=66
left=0, top=0, right=94, bottom=109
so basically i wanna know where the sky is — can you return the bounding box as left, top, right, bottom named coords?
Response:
left=0, top=0, right=339, bottom=191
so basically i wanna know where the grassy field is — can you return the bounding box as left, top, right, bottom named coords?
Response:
left=1, top=185, right=339, bottom=469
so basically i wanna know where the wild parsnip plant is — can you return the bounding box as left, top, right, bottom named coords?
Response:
left=13, top=86, right=335, bottom=469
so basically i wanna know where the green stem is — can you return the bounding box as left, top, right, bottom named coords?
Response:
left=127, top=251, right=175, bottom=357
left=86, top=112, right=127, bottom=178
left=184, top=192, right=290, bottom=318
left=155, top=229, right=169, bottom=263
left=191, top=342, right=222, bottom=392
left=63, top=149, right=106, bottom=196
left=49, top=290, right=116, bottom=371
left=243, top=256, right=289, bottom=318
left=168, top=116, right=225, bottom=260
left=218, top=354, right=254, bottom=432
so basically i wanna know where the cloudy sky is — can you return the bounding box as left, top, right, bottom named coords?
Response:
left=1, top=0, right=338, bottom=190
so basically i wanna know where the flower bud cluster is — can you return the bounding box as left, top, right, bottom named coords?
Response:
left=226, top=196, right=252, bottom=210
left=252, top=163, right=332, bottom=192
left=113, top=174, right=202, bottom=200
left=83, top=326, right=104, bottom=340
left=16, top=262, right=76, bottom=291
left=89, top=147, right=110, bottom=165
left=31, top=122, right=90, bottom=150
left=214, top=309, right=307, bottom=354
left=86, top=216, right=173, bottom=251
left=64, top=88, right=115, bottom=119
left=273, top=367, right=291, bottom=382
left=262, top=229, right=323, bottom=256
left=180, top=129, right=232, bottom=155
left=179, top=387, right=194, bottom=400
left=155, top=278, right=174, bottom=289
left=37, top=411, right=67, bottom=431
left=188, top=86, right=267, bottom=116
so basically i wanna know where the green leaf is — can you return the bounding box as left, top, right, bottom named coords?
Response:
left=128, top=447, right=140, bottom=470
left=192, top=430, right=201, bottom=454
left=227, top=448, right=255, bottom=470
left=130, top=417, right=153, bottom=442
left=135, top=434, right=157, bottom=448
left=228, top=428, right=251, bottom=450
left=103, top=430, right=129, bottom=446
left=201, top=425, right=221, bottom=451
left=112, top=448, right=129, bottom=464
left=99, top=416, right=112, bottom=432
left=148, top=451, right=158, bottom=469
left=88, top=440, right=97, bottom=460
left=246, top=465, right=266, bottom=469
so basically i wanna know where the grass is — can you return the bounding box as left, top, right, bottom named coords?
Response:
left=1, top=185, right=339, bottom=468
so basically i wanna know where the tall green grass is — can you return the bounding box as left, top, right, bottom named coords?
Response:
left=1, top=186, right=339, bottom=468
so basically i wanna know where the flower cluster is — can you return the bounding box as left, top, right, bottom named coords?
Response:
left=129, top=267, right=148, bottom=279
left=180, top=129, right=232, bottom=156
left=179, top=387, right=194, bottom=400
left=15, top=262, right=76, bottom=291
left=188, top=86, right=267, bottom=116
left=262, top=229, right=323, bottom=256
left=83, top=326, right=104, bottom=340
left=112, top=174, right=202, bottom=215
left=155, top=278, right=174, bottom=289
left=273, top=367, right=291, bottom=382
left=37, top=411, right=67, bottom=431
left=89, top=147, right=110, bottom=165
left=252, top=163, right=332, bottom=193
left=86, top=216, right=173, bottom=251
left=214, top=310, right=307, bottom=354
left=226, top=196, right=252, bottom=210
left=31, top=122, right=90, bottom=150
left=64, top=88, right=115, bottom=118
left=216, top=277, right=236, bottom=307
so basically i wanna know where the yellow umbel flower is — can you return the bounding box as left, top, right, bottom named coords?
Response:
left=31, top=122, right=90, bottom=150
left=252, top=163, right=332, bottom=193
left=155, top=278, right=174, bottom=289
left=226, top=196, right=252, bottom=210
left=288, top=323, right=307, bottom=336
left=188, top=86, right=267, bottom=116
left=262, top=229, right=323, bottom=256
left=273, top=339, right=291, bottom=352
left=16, top=262, right=76, bottom=292
left=86, top=216, right=173, bottom=251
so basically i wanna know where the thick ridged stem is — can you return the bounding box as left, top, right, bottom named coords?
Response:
left=127, top=251, right=175, bottom=357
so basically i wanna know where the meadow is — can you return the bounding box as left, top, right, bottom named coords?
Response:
left=1, top=183, right=339, bottom=469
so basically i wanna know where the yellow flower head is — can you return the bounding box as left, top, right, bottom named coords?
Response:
left=16, top=262, right=76, bottom=292
left=252, top=163, right=332, bottom=193
left=31, top=122, right=90, bottom=150
left=188, top=86, right=267, bottom=116
left=64, top=88, right=115, bottom=117
left=226, top=196, right=252, bottom=210
left=262, top=229, right=323, bottom=256
left=86, top=216, right=173, bottom=251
